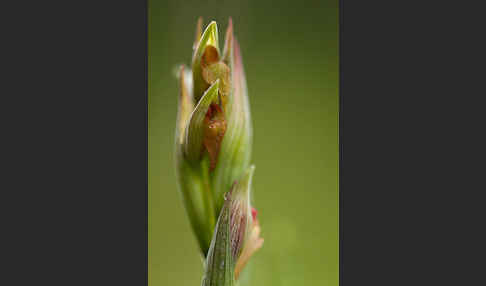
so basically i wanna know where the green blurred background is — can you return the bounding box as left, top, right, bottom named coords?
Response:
left=149, top=0, right=338, bottom=285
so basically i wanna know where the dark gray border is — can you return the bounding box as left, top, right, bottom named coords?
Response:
left=1, top=0, right=148, bottom=284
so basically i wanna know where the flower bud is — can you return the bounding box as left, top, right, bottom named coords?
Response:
left=175, top=19, right=258, bottom=259
left=201, top=166, right=262, bottom=285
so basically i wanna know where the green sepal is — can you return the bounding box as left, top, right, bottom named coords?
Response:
left=184, top=80, right=220, bottom=164
left=192, top=21, right=220, bottom=103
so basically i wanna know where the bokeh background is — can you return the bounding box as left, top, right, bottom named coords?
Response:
left=149, top=0, right=338, bottom=285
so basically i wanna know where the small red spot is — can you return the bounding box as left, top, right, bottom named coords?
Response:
left=251, top=207, right=258, bottom=220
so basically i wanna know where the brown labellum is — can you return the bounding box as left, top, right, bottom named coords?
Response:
left=201, top=45, right=220, bottom=68
left=201, top=45, right=230, bottom=98
left=203, top=103, right=227, bottom=170
left=202, top=62, right=231, bottom=97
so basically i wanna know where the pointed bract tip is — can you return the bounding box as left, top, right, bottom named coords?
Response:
left=194, top=21, right=220, bottom=59
left=231, top=165, right=255, bottom=200
left=227, top=17, right=233, bottom=36
left=193, top=17, right=203, bottom=49
left=243, top=165, right=255, bottom=191
left=207, top=21, right=219, bottom=49
left=223, top=18, right=234, bottom=62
